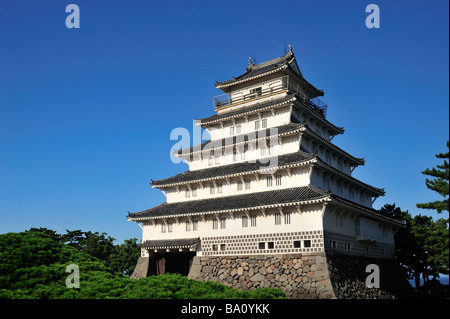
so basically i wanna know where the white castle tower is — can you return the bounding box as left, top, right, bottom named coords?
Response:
left=128, top=46, right=404, bottom=280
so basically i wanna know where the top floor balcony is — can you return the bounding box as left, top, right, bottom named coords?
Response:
left=212, top=75, right=327, bottom=118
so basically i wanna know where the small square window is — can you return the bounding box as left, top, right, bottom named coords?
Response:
left=304, top=240, right=311, bottom=248
left=258, top=242, right=265, bottom=249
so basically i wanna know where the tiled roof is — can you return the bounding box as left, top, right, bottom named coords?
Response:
left=141, top=237, right=200, bottom=249
left=214, top=49, right=323, bottom=98
left=152, top=151, right=315, bottom=187
left=128, top=186, right=329, bottom=220
left=215, top=51, right=297, bottom=88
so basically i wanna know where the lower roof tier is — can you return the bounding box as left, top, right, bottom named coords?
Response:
left=128, top=185, right=328, bottom=220
left=127, top=186, right=400, bottom=227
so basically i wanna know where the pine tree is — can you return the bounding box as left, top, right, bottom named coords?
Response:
left=417, top=141, right=449, bottom=217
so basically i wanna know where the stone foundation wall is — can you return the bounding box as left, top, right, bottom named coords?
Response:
left=188, top=253, right=335, bottom=299
left=188, top=253, right=413, bottom=299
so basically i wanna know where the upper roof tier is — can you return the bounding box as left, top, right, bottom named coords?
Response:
left=215, top=45, right=324, bottom=98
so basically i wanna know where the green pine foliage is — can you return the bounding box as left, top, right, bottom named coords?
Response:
left=417, top=141, right=449, bottom=216
left=0, top=231, right=286, bottom=299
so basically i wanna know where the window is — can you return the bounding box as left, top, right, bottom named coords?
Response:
left=255, top=120, right=260, bottom=130
left=237, top=180, right=243, bottom=191
left=212, top=219, right=218, bottom=230
left=220, top=218, right=226, bottom=229
left=284, top=212, right=291, bottom=224
left=240, top=147, right=246, bottom=160
left=168, top=223, right=173, bottom=233
left=229, top=126, right=234, bottom=136
left=208, top=152, right=214, bottom=166
left=276, top=174, right=282, bottom=186
left=268, top=142, right=274, bottom=155
left=293, top=241, right=301, bottom=248
left=267, top=242, right=274, bottom=249
left=331, top=240, right=337, bottom=249
left=217, top=183, right=223, bottom=194
left=220, top=244, right=226, bottom=251
left=233, top=149, right=238, bottom=161
left=236, top=125, right=241, bottom=134
left=364, top=246, right=370, bottom=253
left=275, top=213, right=282, bottom=225
left=251, top=215, right=257, bottom=227
left=161, top=223, right=166, bottom=233
left=192, top=187, right=197, bottom=197
left=215, top=153, right=220, bottom=164
left=251, top=87, right=262, bottom=97
left=266, top=176, right=273, bottom=187
left=344, top=243, right=352, bottom=251
left=303, top=240, right=311, bottom=248
left=245, top=179, right=251, bottom=190
left=242, top=216, right=248, bottom=228
left=193, top=220, right=198, bottom=231
left=262, top=118, right=267, bottom=128
left=185, top=188, right=190, bottom=198
left=186, top=221, right=191, bottom=231
left=258, top=242, right=265, bottom=250
left=210, top=185, right=215, bottom=195
left=260, top=145, right=266, bottom=156
left=212, top=244, right=218, bottom=251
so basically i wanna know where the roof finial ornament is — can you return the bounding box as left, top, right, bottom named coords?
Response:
left=288, top=43, right=292, bottom=54
left=248, top=56, right=253, bottom=67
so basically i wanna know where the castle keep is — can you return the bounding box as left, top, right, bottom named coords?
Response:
left=128, top=46, right=409, bottom=298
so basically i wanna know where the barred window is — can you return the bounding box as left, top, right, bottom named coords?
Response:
left=284, top=212, right=291, bottom=224
left=276, top=174, right=282, bottom=186
left=245, top=179, right=251, bottom=190
left=242, top=216, right=248, bottom=228
left=193, top=220, right=198, bottom=231
left=255, top=120, right=260, bottom=130
left=212, top=219, right=218, bottom=230
left=275, top=212, right=282, bottom=225
left=237, top=180, right=243, bottom=191
left=186, top=221, right=191, bottom=231
left=262, top=118, right=267, bottom=128
left=220, top=218, right=226, bottom=229
left=251, top=215, right=257, bottom=227
left=266, top=176, right=273, bottom=187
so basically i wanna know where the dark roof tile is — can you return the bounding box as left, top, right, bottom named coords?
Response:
left=128, top=186, right=329, bottom=220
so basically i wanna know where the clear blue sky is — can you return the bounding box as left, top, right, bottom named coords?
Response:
left=0, top=0, right=448, bottom=243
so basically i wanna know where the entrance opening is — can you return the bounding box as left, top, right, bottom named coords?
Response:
left=151, top=252, right=196, bottom=276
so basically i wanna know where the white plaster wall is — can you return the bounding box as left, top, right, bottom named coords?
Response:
left=141, top=203, right=325, bottom=243
left=322, top=209, right=395, bottom=246
left=165, top=165, right=310, bottom=203
left=205, top=105, right=292, bottom=143
left=309, top=168, right=372, bottom=208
